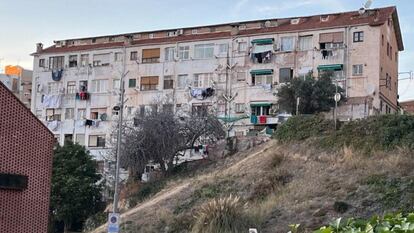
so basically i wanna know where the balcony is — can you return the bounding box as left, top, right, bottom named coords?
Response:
left=318, top=49, right=344, bottom=66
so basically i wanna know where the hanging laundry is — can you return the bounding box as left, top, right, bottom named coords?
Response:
left=76, top=120, right=85, bottom=128
left=253, top=51, right=272, bottom=63
left=47, top=120, right=59, bottom=131
left=42, top=95, right=62, bottom=108
left=261, top=84, right=272, bottom=91
left=79, top=92, right=89, bottom=100
left=85, top=119, right=93, bottom=127
left=190, top=88, right=215, bottom=100
left=51, top=69, right=63, bottom=81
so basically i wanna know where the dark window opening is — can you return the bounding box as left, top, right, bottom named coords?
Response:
left=0, top=173, right=28, bottom=190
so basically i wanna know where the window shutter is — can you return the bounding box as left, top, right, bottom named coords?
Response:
left=150, top=76, right=159, bottom=85
left=142, top=49, right=160, bottom=59
left=319, top=32, right=343, bottom=43
left=141, top=77, right=150, bottom=85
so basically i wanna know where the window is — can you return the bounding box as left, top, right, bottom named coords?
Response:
left=165, top=47, right=176, bottom=61
left=65, top=108, right=74, bottom=120
left=163, top=76, right=174, bottom=89
left=67, top=81, right=76, bottom=94
left=238, top=42, right=247, bottom=52
left=47, top=82, right=61, bottom=95
left=115, top=52, right=123, bottom=62
left=128, top=79, right=137, bottom=88
left=192, top=103, right=211, bottom=117
left=352, top=64, right=363, bottom=76
left=252, top=74, right=272, bottom=86
left=39, top=59, right=45, bottom=68
left=64, top=134, right=73, bottom=143
left=167, top=31, right=177, bottom=37
left=140, top=76, right=159, bottom=91
left=281, top=37, right=294, bottom=51
left=251, top=105, right=270, bottom=116
left=46, top=108, right=61, bottom=121
left=113, top=79, right=120, bottom=89
left=49, top=56, right=64, bottom=70
left=69, top=55, right=77, bottom=67
left=93, top=53, right=110, bottom=66
left=89, top=135, right=106, bottom=147
left=193, top=73, right=213, bottom=88
left=77, top=108, right=86, bottom=119
left=90, top=79, right=108, bottom=93
left=298, top=36, right=313, bottom=51
left=177, top=74, right=189, bottom=89
left=130, top=51, right=138, bottom=61
left=395, top=52, right=398, bottom=63
left=80, top=54, right=89, bottom=66
left=353, top=31, right=364, bottom=42
left=387, top=42, right=390, bottom=57
left=194, top=44, right=214, bottom=59
left=79, top=80, right=88, bottom=92
left=178, top=46, right=190, bottom=60
left=0, top=174, right=28, bottom=190
left=142, top=48, right=160, bottom=63
left=237, top=72, right=246, bottom=82
left=90, top=108, right=107, bottom=120
left=219, top=44, right=228, bottom=54
left=390, top=46, right=393, bottom=60
left=149, top=33, right=154, bottom=39
left=382, top=34, right=384, bottom=46
left=192, top=29, right=198, bottom=34
left=235, top=103, right=245, bottom=113
left=75, top=134, right=85, bottom=146
left=279, top=68, right=293, bottom=83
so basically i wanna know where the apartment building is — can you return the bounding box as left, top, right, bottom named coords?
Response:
left=0, top=65, right=33, bottom=108
left=31, top=6, right=403, bottom=163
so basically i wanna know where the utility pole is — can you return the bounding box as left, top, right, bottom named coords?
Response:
left=113, top=45, right=128, bottom=215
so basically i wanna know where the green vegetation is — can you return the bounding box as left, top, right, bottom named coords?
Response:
left=191, top=195, right=254, bottom=233
left=277, top=73, right=343, bottom=115
left=50, top=142, right=103, bottom=233
left=128, top=180, right=166, bottom=207
left=314, top=213, right=414, bottom=233
left=274, top=115, right=414, bottom=153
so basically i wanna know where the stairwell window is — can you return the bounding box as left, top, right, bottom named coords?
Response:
left=298, top=36, right=313, bottom=51
left=178, top=46, right=190, bottom=60
left=114, top=52, right=123, bottom=62
left=165, top=47, right=176, bottom=62
left=89, top=135, right=106, bottom=148
left=130, top=51, right=138, bottom=61
left=80, top=54, right=89, bottom=67
left=279, top=68, right=293, bottom=83
left=128, top=78, right=137, bottom=88
left=352, top=64, right=363, bottom=76
left=39, top=59, right=45, bottom=68
left=67, top=81, right=76, bottom=94
left=177, top=74, right=189, bottom=89
left=163, top=76, right=174, bottom=89
left=353, top=31, right=364, bottom=42
left=65, top=108, right=74, bottom=120
left=69, top=55, right=78, bottom=67
left=280, top=37, right=294, bottom=52
left=75, top=134, right=85, bottom=146
left=194, top=44, right=214, bottom=59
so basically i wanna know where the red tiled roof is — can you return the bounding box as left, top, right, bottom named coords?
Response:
left=33, top=6, right=403, bottom=55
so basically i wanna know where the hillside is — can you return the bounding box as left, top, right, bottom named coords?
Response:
left=90, top=133, right=414, bottom=232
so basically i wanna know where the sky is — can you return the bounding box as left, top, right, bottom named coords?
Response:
left=0, top=0, right=413, bottom=100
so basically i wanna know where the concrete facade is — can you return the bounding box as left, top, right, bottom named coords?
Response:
left=0, top=65, right=33, bottom=108
left=0, top=81, right=55, bottom=233
left=30, top=6, right=403, bottom=163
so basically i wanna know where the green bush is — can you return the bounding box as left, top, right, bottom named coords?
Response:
left=192, top=195, right=253, bottom=233
left=128, top=181, right=166, bottom=207
left=313, top=213, right=414, bottom=233
left=274, top=115, right=414, bottom=153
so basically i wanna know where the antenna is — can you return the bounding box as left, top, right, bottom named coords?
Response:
left=364, top=0, right=373, bottom=9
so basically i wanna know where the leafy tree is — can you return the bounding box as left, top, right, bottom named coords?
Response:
left=119, top=108, right=225, bottom=179
left=277, top=72, right=343, bottom=115
left=50, top=142, right=103, bottom=233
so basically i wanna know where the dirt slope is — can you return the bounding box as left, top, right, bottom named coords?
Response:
left=92, top=140, right=414, bottom=233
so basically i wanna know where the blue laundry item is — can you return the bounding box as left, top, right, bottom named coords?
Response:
left=52, top=69, right=63, bottom=81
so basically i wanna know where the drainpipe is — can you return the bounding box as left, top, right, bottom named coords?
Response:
left=345, top=26, right=351, bottom=98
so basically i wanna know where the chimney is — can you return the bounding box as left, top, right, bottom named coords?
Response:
left=36, top=43, right=43, bottom=53
left=124, top=35, right=133, bottom=46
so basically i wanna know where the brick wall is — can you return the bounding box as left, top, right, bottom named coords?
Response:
left=0, top=81, right=54, bottom=233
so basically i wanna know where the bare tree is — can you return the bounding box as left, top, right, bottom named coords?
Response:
left=118, top=107, right=225, bottom=179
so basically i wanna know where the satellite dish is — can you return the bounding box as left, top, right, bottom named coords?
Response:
left=364, top=0, right=373, bottom=9
left=365, top=84, right=376, bottom=96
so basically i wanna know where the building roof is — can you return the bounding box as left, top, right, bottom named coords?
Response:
left=0, top=81, right=54, bottom=137
left=33, top=6, right=403, bottom=55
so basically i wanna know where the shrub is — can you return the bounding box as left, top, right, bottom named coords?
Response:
left=128, top=181, right=166, bottom=207
left=313, top=213, right=414, bottom=233
left=275, top=115, right=414, bottom=153
left=192, top=195, right=253, bottom=233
